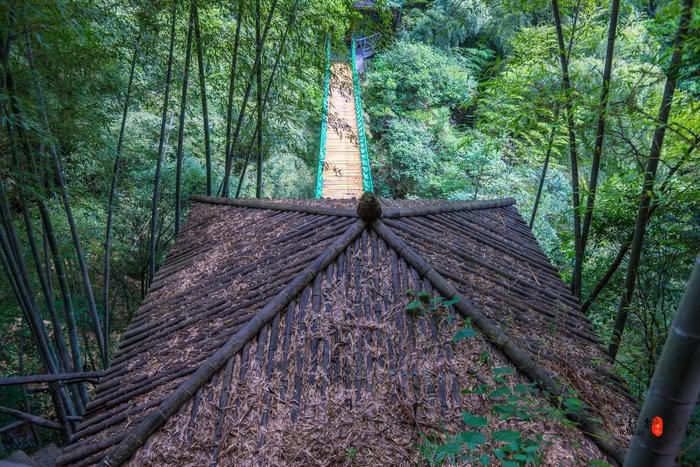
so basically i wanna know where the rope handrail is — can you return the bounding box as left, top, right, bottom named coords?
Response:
left=314, top=35, right=331, bottom=198
left=351, top=35, right=374, bottom=193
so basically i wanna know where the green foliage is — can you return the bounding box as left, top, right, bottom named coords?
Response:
left=365, top=40, right=476, bottom=122
left=405, top=289, right=460, bottom=317
left=421, top=366, right=545, bottom=465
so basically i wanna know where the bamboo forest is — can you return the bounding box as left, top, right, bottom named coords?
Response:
left=0, top=0, right=699, bottom=465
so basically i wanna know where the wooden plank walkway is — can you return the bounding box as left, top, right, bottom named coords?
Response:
left=321, top=62, right=364, bottom=199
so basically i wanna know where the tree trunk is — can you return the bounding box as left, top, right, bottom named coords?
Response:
left=580, top=0, right=620, bottom=262
left=0, top=182, right=76, bottom=435
left=581, top=137, right=696, bottom=314
left=235, top=0, right=298, bottom=198
left=624, top=252, right=700, bottom=466
left=149, top=0, right=177, bottom=286
left=221, top=0, right=245, bottom=197
left=192, top=0, right=212, bottom=196
left=551, top=0, right=583, bottom=298
left=4, top=110, right=72, bottom=377
left=38, top=201, right=88, bottom=402
left=529, top=106, right=559, bottom=228
left=23, top=33, right=107, bottom=367
left=220, top=0, right=279, bottom=197
left=255, top=0, right=263, bottom=199
left=175, top=3, right=195, bottom=235
left=103, top=38, right=139, bottom=363
left=608, top=0, right=693, bottom=361
left=18, top=328, right=40, bottom=443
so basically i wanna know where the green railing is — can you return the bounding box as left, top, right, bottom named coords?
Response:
left=314, top=35, right=331, bottom=198
left=351, top=35, right=374, bottom=193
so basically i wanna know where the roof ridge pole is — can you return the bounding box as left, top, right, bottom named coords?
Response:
left=190, top=195, right=358, bottom=217
left=371, top=219, right=626, bottom=465
left=98, top=220, right=366, bottom=466
left=381, top=197, right=516, bottom=218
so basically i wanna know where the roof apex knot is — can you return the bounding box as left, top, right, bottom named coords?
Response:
left=357, top=192, right=382, bottom=223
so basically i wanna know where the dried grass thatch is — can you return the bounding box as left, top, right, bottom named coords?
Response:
left=57, top=197, right=635, bottom=466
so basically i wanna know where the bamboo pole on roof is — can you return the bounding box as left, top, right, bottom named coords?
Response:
left=0, top=372, right=103, bottom=387
left=381, top=197, right=516, bottom=218
left=191, top=194, right=358, bottom=217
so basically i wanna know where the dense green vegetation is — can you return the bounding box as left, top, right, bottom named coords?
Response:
left=0, top=0, right=698, bottom=462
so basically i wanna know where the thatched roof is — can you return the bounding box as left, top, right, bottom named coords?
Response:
left=57, top=195, right=636, bottom=466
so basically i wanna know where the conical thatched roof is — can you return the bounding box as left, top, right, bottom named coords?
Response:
left=58, top=195, right=636, bottom=466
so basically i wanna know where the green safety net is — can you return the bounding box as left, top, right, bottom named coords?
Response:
left=351, top=35, right=374, bottom=194
left=314, top=35, right=331, bottom=198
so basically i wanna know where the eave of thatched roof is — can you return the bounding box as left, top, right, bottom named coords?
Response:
left=57, top=196, right=635, bottom=466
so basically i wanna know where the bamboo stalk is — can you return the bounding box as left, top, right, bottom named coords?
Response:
left=371, top=220, right=625, bottom=464
left=0, top=181, right=76, bottom=434
left=99, top=221, right=365, bottom=466
left=24, top=33, right=107, bottom=366
left=38, top=202, right=86, bottom=386
left=608, top=0, right=694, bottom=360
left=624, top=254, right=700, bottom=465
left=149, top=0, right=178, bottom=287
left=235, top=0, right=300, bottom=198
left=0, top=405, right=61, bottom=430
left=221, top=0, right=245, bottom=194
left=551, top=0, right=583, bottom=297
left=174, top=2, right=195, bottom=235
left=254, top=0, right=264, bottom=198
left=220, top=0, right=279, bottom=197
left=530, top=105, right=560, bottom=228
left=3, top=56, right=89, bottom=404
left=5, top=122, right=72, bottom=376
left=580, top=0, right=620, bottom=251
left=192, top=0, right=212, bottom=195
left=104, top=37, right=139, bottom=363
left=0, top=421, right=25, bottom=434
left=0, top=372, right=102, bottom=387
